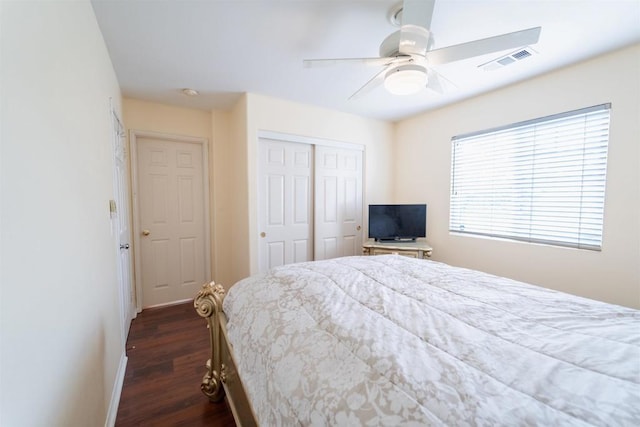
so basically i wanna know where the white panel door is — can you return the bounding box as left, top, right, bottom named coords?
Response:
left=258, top=138, right=313, bottom=273
left=314, top=146, right=363, bottom=260
left=112, top=111, right=134, bottom=343
left=136, top=137, right=206, bottom=307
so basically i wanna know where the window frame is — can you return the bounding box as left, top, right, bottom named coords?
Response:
left=449, top=103, right=611, bottom=251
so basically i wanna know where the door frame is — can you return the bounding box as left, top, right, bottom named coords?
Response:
left=259, top=130, right=364, bottom=151
left=254, top=130, right=364, bottom=273
left=130, top=130, right=211, bottom=313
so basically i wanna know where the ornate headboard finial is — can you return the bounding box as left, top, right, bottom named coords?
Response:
left=194, top=281, right=225, bottom=319
left=193, top=281, right=226, bottom=402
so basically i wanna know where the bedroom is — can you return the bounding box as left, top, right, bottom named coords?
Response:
left=1, top=0, right=638, bottom=426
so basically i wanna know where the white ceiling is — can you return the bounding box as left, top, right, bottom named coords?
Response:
left=91, top=0, right=640, bottom=122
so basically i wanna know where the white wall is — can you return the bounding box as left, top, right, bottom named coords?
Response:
left=1, top=1, right=125, bottom=425
left=121, top=94, right=395, bottom=291
left=224, top=94, right=395, bottom=283
left=122, top=98, right=222, bottom=289
left=124, top=98, right=213, bottom=138
left=210, top=109, right=235, bottom=288
left=227, top=95, right=251, bottom=286
left=395, top=44, right=640, bottom=308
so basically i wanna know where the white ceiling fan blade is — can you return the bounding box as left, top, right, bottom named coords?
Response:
left=303, top=55, right=409, bottom=68
left=426, top=68, right=456, bottom=95
left=426, top=27, right=542, bottom=66
left=348, top=67, right=388, bottom=100
left=401, top=0, right=436, bottom=29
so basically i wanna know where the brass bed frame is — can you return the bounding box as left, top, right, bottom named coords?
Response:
left=193, top=282, right=258, bottom=427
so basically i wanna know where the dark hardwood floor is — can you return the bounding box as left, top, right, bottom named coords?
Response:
left=116, top=302, right=236, bottom=426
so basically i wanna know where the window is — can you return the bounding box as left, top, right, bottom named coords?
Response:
left=450, top=103, right=611, bottom=250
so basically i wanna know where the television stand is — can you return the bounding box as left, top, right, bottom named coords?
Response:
left=362, top=239, right=433, bottom=259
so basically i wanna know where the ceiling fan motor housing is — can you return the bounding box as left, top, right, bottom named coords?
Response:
left=380, top=27, right=431, bottom=57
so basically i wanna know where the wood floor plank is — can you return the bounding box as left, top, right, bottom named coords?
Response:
left=116, top=302, right=236, bottom=426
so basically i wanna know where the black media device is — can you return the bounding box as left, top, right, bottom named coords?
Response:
left=368, top=204, right=427, bottom=242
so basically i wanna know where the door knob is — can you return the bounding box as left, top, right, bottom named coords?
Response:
left=142, top=229, right=150, bottom=236
left=260, top=232, right=266, bottom=238
left=357, top=225, right=361, bottom=231
left=120, top=243, right=130, bottom=250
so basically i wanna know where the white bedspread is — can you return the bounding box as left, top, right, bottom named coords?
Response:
left=223, top=255, right=640, bottom=426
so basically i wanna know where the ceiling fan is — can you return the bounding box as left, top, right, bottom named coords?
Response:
left=303, top=0, right=541, bottom=99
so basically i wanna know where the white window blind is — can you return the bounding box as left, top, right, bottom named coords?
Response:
left=450, top=103, right=611, bottom=250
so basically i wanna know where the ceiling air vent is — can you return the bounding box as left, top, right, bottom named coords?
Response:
left=479, top=47, right=537, bottom=71
left=512, top=49, right=532, bottom=60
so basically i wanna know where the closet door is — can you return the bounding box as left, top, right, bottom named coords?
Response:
left=258, top=138, right=313, bottom=273
left=314, top=146, right=363, bottom=260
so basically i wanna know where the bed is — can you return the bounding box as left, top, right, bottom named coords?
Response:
left=194, top=255, right=640, bottom=426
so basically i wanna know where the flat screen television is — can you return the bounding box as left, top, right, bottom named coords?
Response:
left=368, top=204, right=427, bottom=242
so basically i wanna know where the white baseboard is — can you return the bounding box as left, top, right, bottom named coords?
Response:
left=143, top=298, right=193, bottom=310
left=105, top=351, right=128, bottom=427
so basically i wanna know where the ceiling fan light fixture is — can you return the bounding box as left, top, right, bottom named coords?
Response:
left=384, top=65, right=427, bottom=95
